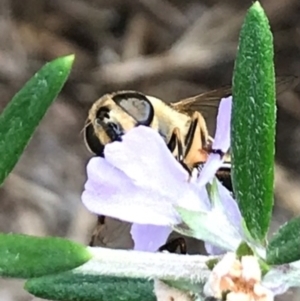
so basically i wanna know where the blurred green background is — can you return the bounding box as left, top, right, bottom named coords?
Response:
left=0, top=0, right=299, bottom=300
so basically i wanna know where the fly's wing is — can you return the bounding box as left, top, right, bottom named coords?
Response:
left=171, top=75, right=298, bottom=135
left=170, top=86, right=231, bottom=136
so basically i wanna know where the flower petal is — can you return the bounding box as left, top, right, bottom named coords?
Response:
left=197, top=154, right=224, bottom=187
left=215, top=180, right=243, bottom=233
left=176, top=175, right=212, bottom=212
left=82, top=157, right=181, bottom=225
left=212, top=95, right=232, bottom=152
left=197, top=96, right=232, bottom=186
left=174, top=204, right=242, bottom=252
left=205, top=242, right=226, bottom=255
left=177, top=177, right=243, bottom=252
left=202, top=179, right=243, bottom=253
left=241, top=256, right=261, bottom=282
left=131, top=224, right=172, bottom=252
left=207, top=179, right=245, bottom=254
left=104, top=126, right=188, bottom=187
left=82, top=125, right=215, bottom=226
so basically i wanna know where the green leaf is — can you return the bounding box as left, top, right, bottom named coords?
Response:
left=231, top=2, right=276, bottom=240
left=236, top=242, right=254, bottom=258
left=25, top=272, right=155, bottom=301
left=266, top=216, right=300, bottom=265
left=0, top=55, right=74, bottom=186
left=0, top=233, right=91, bottom=278
left=206, top=258, right=219, bottom=271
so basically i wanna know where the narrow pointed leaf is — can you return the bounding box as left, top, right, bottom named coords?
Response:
left=266, top=216, right=300, bottom=265
left=0, top=55, right=74, bottom=186
left=0, top=233, right=91, bottom=278
left=25, top=272, right=155, bottom=301
left=232, top=2, right=275, bottom=240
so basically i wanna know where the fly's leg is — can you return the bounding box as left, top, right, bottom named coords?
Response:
left=184, top=111, right=211, bottom=165
left=185, top=112, right=209, bottom=154
left=158, top=237, right=187, bottom=254
left=89, top=215, right=105, bottom=246
left=166, top=111, right=217, bottom=178
left=167, top=127, right=191, bottom=175
left=216, top=166, right=233, bottom=192
left=203, top=138, right=226, bottom=159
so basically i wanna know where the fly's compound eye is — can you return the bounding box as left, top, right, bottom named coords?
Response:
left=112, top=92, right=154, bottom=126
left=84, top=122, right=105, bottom=157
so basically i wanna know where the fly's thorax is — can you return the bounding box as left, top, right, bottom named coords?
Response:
left=147, top=95, right=191, bottom=144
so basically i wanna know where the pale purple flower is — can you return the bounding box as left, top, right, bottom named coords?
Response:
left=82, top=96, right=242, bottom=253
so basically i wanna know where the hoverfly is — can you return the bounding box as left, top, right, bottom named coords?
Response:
left=84, top=76, right=297, bottom=250
left=84, top=90, right=230, bottom=177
